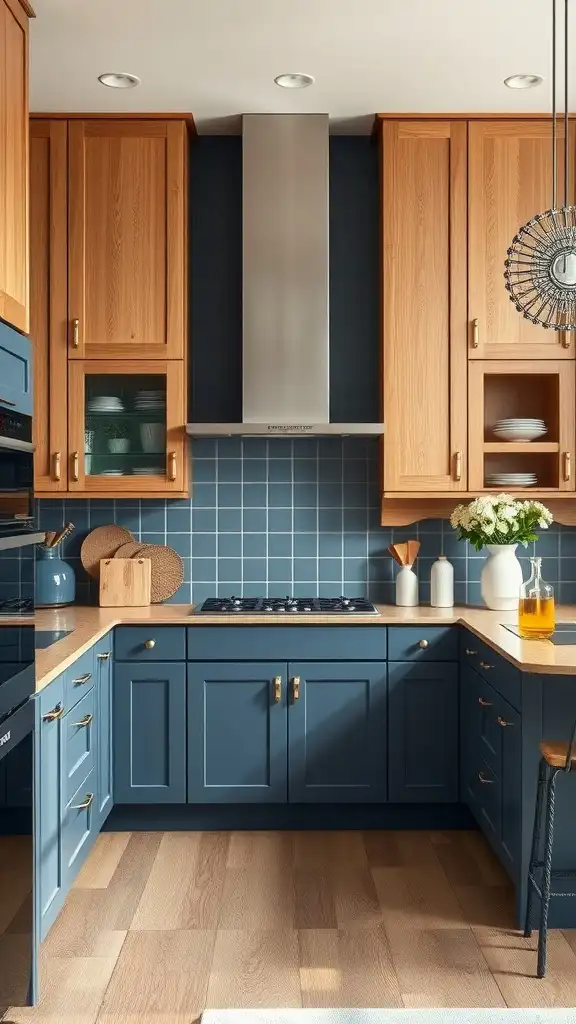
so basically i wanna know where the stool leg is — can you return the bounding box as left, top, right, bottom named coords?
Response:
left=524, top=758, right=547, bottom=939
left=537, top=767, right=559, bottom=979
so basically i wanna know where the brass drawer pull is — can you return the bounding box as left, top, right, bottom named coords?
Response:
left=479, top=661, right=493, bottom=670
left=43, top=703, right=64, bottom=723
left=562, top=333, right=571, bottom=349
left=478, top=771, right=495, bottom=784
left=478, top=697, right=492, bottom=707
left=472, top=318, right=479, bottom=348
left=497, top=715, right=513, bottom=727
left=53, top=451, right=61, bottom=482
left=292, top=676, right=300, bottom=702
left=465, top=648, right=478, bottom=656
left=72, top=672, right=92, bottom=685
left=168, top=451, right=177, bottom=482
left=74, top=713, right=93, bottom=728
left=71, top=451, right=79, bottom=482
left=454, top=451, right=462, bottom=482
left=71, top=793, right=93, bottom=810
left=72, top=318, right=79, bottom=348
left=97, top=652, right=111, bottom=661
left=563, top=452, right=571, bottom=482
left=144, top=639, right=156, bottom=649
left=418, top=639, right=429, bottom=649
left=274, top=676, right=282, bottom=703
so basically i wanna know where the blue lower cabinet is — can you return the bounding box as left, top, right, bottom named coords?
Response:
left=94, top=636, right=113, bottom=830
left=62, top=768, right=97, bottom=884
left=388, top=662, right=459, bottom=803
left=288, top=661, right=387, bottom=803
left=188, top=662, right=288, bottom=803
left=114, top=662, right=186, bottom=803
left=36, top=675, right=66, bottom=941
left=499, top=695, right=522, bottom=877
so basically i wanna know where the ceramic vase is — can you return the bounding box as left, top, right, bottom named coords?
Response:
left=480, top=543, right=523, bottom=611
left=36, top=547, right=76, bottom=607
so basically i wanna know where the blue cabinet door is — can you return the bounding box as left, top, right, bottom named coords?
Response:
left=188, top=662, right=288, bottom=803
left=288, top=662, right=387, bottom=804
left=94, top=636, right=113, bottom=828
left=36, top=675, right=65, bottom=941
left=114, top=662, right=186, bottom=803
left=388, top=662, right=459, bottom=803
left=498, top=695, right=522, bottom=879
left=0, top=321, right=32, bottom=415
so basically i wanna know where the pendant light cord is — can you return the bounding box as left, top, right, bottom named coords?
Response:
left=553, top=0, right=557, bottom=208
left=565, top=0, right=569, bottom=208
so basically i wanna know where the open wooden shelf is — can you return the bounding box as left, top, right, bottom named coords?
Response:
left=483, top=442, right=559, bottom=454
left=382, top=492, right=576, bottom=527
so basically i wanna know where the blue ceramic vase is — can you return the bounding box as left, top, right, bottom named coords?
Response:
left=36, top=546, right=76, bottom=607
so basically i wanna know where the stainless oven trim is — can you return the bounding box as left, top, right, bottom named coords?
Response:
left=0, top=436, right=35, bottom=453
left=0, top=532, right=44, bottom=552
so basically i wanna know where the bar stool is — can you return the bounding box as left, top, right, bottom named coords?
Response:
left=524, top=715, right=576, bottom=977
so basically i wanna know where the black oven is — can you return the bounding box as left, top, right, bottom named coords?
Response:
left=0, top=407, right=34, bottom=537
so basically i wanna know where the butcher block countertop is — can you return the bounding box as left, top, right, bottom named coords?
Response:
left=29, top=603, right=576, bottom=692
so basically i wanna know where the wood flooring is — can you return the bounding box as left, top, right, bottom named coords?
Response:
left=5, top=828, right=576, bottom=1021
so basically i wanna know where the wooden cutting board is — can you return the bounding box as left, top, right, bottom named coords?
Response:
left=99, top=558, right=151, bottom=607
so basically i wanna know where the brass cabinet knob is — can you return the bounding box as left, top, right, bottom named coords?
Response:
left=168, top=451, right=177, bottom=482
left=71, top=318, right=79, bottom=348
left=454, top=451, right=462, bottom=482
left=53, top=452, right=61, bottom=482
left=43, top=703, right=64, bottom=723
left=144, top=639, right=156, bottom=649
left=478, top=696, right=492, bottom=707
left=273, top=676, right=282, bottom=703
left=71, top=451, right=79, bottom=482
left=418, top=639, right=429, bottom=649
left=563, top=452, right=571, bottom=482
left=292, top=676, right=300, bottom=702
left=471, top=317, right=479, bottom=348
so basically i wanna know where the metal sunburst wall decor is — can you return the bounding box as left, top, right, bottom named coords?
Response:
left=504, top=0, right=576, bottom=331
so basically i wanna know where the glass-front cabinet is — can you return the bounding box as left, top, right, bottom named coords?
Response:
left=68, top=361, right=187, bottom=494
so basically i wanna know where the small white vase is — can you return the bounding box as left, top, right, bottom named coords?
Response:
left=480, top=544, right=523, bottom=611
left=396, top=565, right=418, bottom=607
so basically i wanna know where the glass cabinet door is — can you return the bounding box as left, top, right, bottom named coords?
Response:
left=68, top=361, right=187, bottom=493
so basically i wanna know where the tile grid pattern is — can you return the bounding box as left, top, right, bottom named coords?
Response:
left=36, top=438, right=576, bottom=606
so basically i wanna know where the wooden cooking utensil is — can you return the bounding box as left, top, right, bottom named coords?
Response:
left=50, top=523, right=75, bottom=549
left=388, top=542, right=408, bottom=566
left=99, top=558, right=151, bottom=607
left=407, top=540, right=420, bottom=566
left=44, top=531, right=57, bottom=548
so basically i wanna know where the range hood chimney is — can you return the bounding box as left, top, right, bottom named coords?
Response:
left=187, top=114, right=384, bottom=436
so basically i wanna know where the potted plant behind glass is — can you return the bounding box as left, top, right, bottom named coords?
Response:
left=450, top=495, right=553, bottom=610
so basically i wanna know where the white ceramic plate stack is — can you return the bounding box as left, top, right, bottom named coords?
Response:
left=493, top=418, right=547, bottom=442
left=132, top=467, right=162, bottom=475
left=97, top=468, right=125, bottom=476
left=87, top=396, right=125, bottom=413
left=134, top=390, right=165, bottom=411
left=486, top=472, right=537, bottom=488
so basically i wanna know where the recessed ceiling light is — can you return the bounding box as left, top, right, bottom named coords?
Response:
left=504, top=74, right=543, bottom=89
left=274, top=73, right=314, bottom=90
left=98, top=72, right=141, bottom=89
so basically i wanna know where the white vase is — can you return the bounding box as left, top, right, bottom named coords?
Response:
left=480, top=544, right=523, bottom=611
left=396, top=565, right=418, bottom=607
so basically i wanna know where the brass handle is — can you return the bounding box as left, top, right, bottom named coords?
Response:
left=562, top=333, right=571, bottom=348
left=74, top=713, right=93, bottom=728
left=472, top=318, right=479, bottom=348
left=144, top=639, right=156, bottom=649
left=454, top=451, right=462, bottom=482
left=497, top=715, right=513, bottom=727
left=478, top=772, right=494, bottom=784
left=71, top=793, right=93, bottom=810
left=97, top=652, right=111, bottom=661
left=53, top=452, right=61, bottom=482
left=292, top=676, right=300, bottom=702
left=465, top=649, right=478, bottom=656
left=168, top=450, right=177, bottom=482
left=478, top=697, right=492, bottom=707
left=479, top=661, right=493, bottom=670
left=274, top=676, right=281, bottom=703
left=72, top=318, right=79, bottom=348
left=0, top=396, right=16, bottom=407
left=43, top=703, right=64, bottom=722
left=563, top=452, right=571, bottom=482
left=72, top=451, right=79, bottom=482
left=72, top=672, right=92, bottom=685
left=418, top=639, right=429, bottom=649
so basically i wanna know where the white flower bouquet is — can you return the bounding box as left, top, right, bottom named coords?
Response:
left=450, top=494, right=553, bottom=552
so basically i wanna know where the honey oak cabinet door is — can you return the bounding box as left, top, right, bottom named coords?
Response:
left=30, top=120, right=69, bottom=492
left=68, top=119, right=187, bottom=359
left=382, top=121, right=467, bottom=492
left=0, top=0, right=29, bottom=333
left=469, top=120, right=576, bottom=359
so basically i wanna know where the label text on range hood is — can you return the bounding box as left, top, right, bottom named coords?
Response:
left=267, top=425, right=314, bottom=433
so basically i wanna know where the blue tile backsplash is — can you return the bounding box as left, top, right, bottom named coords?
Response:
left=36, top=438, right=576, bottom=607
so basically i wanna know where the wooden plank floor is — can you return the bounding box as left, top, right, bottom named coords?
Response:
left=6, top=828, right=576, bottom=1021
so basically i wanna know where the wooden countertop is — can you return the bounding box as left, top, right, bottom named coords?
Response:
left=32, top=604, right=576, bottom=693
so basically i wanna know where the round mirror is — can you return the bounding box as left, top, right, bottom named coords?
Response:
left=550, top=250, right=576, bottom=288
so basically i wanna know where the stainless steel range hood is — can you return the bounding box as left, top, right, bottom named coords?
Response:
left=187, top=114, right=384, bottom=437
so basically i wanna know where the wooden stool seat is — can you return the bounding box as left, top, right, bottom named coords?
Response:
left=539, top=740, right=576, bottom=769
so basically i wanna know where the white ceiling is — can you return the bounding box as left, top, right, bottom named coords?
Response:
left=30, top=0, right=565, bottom=133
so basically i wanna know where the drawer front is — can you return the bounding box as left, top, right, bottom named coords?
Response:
left=187, top=626, right=387, bottom=661
left=62, top=768, right=96, bottom=884
left=115, top=626, right=186, bottom=662
left=63, top=687, right=96, bottom=804
left=388, top=626, right=458, bottom=662
left=470, top=755, right=500, bottom=846
left=461, top=631, right=521, bottom=710
left=64, top=648, right=95, bottom=711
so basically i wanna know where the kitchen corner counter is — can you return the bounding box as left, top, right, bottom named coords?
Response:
left=32, top=603, right=576, bottom=692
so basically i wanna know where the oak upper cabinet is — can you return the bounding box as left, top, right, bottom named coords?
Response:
left=0, top=0, right=31, bottom=334
left=30, top=121, right=68, bottom=492
left=469, top=120, right=575, bottom=359
left=68, top=119, right=187, bottom=359
left=382, top=120, right=468, bottom=492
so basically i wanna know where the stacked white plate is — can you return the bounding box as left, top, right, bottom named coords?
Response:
left=134, top=390, right=165, bottom=411
left=132, top=466, right=162, bottom=475
left=87, top=396, right=124, bottom=413
left=486, top=473, right=537, bottom=487
left=493, top=418, right=546, bottom=442
left=97, top=468, right=125, bottom=476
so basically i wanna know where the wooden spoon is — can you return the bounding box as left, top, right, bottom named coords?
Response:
left=388, top=542, right=408, bottom=566
left=407, top=539, right=420, bottom=566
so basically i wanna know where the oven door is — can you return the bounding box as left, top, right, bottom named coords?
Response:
left=0, top=409, right=35, bottom=538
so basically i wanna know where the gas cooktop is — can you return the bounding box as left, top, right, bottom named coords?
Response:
left=195, top=597, right=379, bottom=615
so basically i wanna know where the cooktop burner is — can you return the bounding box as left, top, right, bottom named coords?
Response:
left=196, top=597, right=379, bottom=615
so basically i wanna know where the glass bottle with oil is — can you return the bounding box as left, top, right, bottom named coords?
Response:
left=518, top=556, right=555, bottom=639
